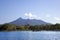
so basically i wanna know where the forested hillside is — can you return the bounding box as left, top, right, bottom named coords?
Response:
left=0, top=23, right=60, bottom=31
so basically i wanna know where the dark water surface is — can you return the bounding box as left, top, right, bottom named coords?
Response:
left=0, top=31, right=60, bottom=40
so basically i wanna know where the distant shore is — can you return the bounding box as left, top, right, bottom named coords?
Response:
left=0, top=23, right=60, bottom=31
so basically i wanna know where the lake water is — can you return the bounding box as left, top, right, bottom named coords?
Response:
left=0, top=31, right=60, bottom=40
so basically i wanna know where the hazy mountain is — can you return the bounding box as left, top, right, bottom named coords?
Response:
left=10, top=18, right=48, bottom=26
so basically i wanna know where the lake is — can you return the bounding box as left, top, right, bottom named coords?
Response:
left=0, top=31, right=60, bottom=40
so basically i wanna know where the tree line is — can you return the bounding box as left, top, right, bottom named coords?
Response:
left=0, top=23, right=60, bottom=31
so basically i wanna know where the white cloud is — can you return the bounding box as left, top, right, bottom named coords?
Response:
left=24, top=12, right=33, bottom=18
left=24, top=12, right=39, bottom=19
left=44, top=14, right=60, bottom=24
left=52, top=17, right=60, bottom=24
left=28, top=12, right=33, bottom=18
left=24, top=13, right=60, bottom=24
left=54, top=17, right=60, bottom=21
left=24, top=13, right=28, bottom=16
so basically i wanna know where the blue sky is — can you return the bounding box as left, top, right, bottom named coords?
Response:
left=0, top=0, right=60, bottom=24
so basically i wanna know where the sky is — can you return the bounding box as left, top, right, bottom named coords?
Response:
left=0, top=0, right=60, bottom=24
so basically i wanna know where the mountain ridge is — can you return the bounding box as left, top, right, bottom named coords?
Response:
left=10, top=17, right=48, bottom=26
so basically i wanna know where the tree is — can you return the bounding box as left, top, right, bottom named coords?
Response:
left=0, top=24, right=16, bottom=31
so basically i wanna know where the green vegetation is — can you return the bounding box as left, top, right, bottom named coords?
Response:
left=0, top=23, right=60, bottom=31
